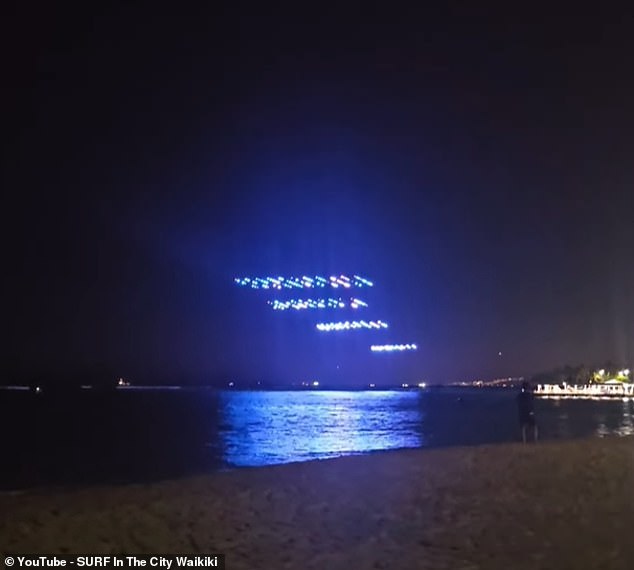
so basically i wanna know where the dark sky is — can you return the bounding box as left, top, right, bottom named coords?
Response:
left=3, top=4, right=633, bottom=384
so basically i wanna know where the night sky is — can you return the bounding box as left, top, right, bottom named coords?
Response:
left=4, top=4, right=633, bottom=385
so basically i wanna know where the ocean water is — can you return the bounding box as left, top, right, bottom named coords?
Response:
left=1, top=388, right=632, bottom=490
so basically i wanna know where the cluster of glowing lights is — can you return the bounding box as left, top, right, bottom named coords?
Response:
left=370, top=344, right=418, bottom=352
left=268, top=298, right=368, bottom=311
left=316, top=320, right=388, bottom=332
left=234, top=275, right=373, bottom=290
left=234, top=274, right=417, bottom=352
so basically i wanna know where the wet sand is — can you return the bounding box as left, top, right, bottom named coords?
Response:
left=1, top=437, right=633, bottom=569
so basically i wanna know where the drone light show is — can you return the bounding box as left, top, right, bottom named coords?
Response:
left=370, top=344, right=418, bottom=352
left=316, top=320, right=389, bottom=332
left=267, top=298, right=369, bottom=311
left=234, top=275, right=374, bottom=290
left=234, top=273, right=417, bottom=356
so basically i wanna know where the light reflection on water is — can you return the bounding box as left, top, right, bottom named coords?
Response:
left=614, top=399, right=634, bottom=437
left=219, top=390, right=424, bottom=466
left=2, top=389, right=633, bottom=489
left=218, top=390, right=634, bottom=468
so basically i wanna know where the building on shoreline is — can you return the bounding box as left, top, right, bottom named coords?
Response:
left=535, top=381, right=634, bottom=398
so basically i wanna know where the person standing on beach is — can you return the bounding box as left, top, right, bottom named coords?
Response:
left=517, top=381, right=538, bottom=443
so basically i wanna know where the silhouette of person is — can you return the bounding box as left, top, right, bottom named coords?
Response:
left=517, top=381, right=538, bottom=443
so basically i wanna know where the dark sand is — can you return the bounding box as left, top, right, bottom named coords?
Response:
left=2, top=437, right=633, bottom=569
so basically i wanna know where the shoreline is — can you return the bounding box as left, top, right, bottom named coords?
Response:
left=2, top=433, right=625, bottom=496
left=2, top=437, right=633, bottom=569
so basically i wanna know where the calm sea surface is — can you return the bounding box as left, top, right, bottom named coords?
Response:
left=1, top=388, right=632, bottom=490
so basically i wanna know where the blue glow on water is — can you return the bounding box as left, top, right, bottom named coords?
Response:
left=219, top=390, right=425, bottom=467
left=217, top=390, right=634, bottom=469
left=3, top=389, right=634, bottom=489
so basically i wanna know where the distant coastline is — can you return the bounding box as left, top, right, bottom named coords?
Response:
left=0, top=383, right=523, bottom=393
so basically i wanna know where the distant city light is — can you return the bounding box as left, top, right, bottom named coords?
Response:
left=316, top=320, right=389, bottom=332
left=234, top=275, right=374, bottom=289
left=370, top=343, right=417, bottom=352
left=312, top=381, right=320, bottom=387
left=418, top=382, right=427, bottom=388
left=268, top=298, right=368, bottom=311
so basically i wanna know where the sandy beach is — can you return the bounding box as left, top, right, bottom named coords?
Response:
left=1, top=437, right=633, bottom=569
